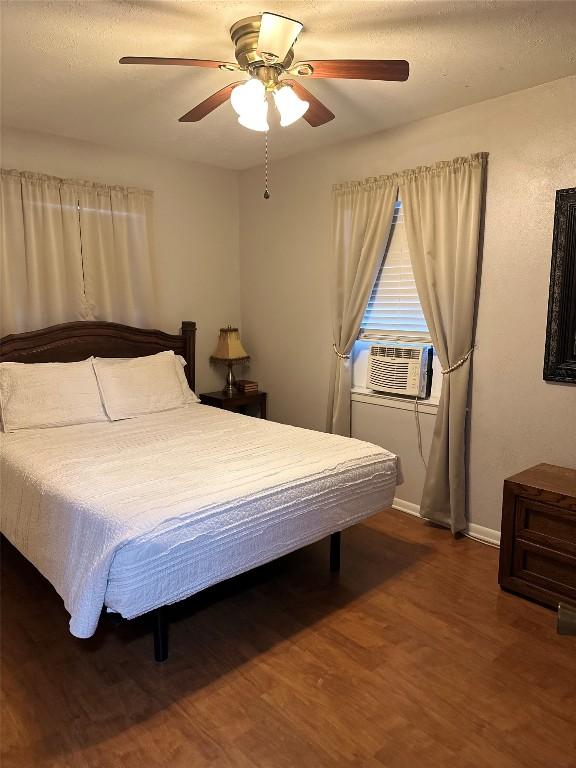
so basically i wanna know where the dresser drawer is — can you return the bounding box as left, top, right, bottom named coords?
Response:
left=512, top=539, right=576, bottom=603
left=515, top=497, right=576, bottom=551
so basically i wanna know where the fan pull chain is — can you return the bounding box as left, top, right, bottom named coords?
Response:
left=264, top=131, right=270, bottom=199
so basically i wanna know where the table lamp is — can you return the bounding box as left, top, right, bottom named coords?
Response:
left=210, top=325, right=250, bottom=394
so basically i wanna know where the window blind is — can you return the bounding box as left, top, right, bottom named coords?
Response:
left=360, top=202, right=429, bottom=337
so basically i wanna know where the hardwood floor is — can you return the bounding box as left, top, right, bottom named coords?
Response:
left=1, top=508, right=575, bottom=768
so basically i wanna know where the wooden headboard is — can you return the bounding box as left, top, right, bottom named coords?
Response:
left=0, top=320, right=197, bottom=390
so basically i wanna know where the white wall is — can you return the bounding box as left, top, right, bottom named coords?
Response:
left=352, top=398, right=436, bottom=507
left=1, top=127, right=240, bottom=392
left=239, top=76, right=576, bottom=533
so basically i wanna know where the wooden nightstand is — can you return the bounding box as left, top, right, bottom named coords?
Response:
left=499, top=463, right=576, bottom=610
left=199, top=390, right=267, bottom=419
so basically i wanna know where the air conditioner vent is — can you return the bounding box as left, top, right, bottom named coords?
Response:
left=370, top=345, right=421, bottom=360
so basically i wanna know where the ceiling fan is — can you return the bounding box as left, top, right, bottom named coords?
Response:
left=120, top=11, right=409, bottom=131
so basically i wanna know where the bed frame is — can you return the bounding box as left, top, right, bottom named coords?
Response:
left=0, top=319, right=341, bottom=661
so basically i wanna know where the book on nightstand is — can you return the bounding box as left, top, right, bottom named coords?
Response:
left=236, top=379, right=258, bottom=393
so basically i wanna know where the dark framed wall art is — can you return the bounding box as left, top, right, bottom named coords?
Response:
left=543, top=187, right=576, bottom=384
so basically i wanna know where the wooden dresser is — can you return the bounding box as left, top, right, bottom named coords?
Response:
left=499, top=463, right=576, bottom=609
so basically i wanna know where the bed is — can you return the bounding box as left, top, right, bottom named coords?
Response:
left=0, top=320, right=398, bottom=661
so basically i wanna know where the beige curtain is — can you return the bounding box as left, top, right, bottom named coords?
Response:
left=1, top=170, right=87, bottom=335
left=0, top=169, right=156, bottom=337
left=327, top=176, right=398, bottom=435
left=399, top=153, right=487, bottom=533
left=77, top=184, right=157, bottom=326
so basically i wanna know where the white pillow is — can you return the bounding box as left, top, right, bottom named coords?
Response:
left=0, top=358, right=108, bottom=432
left=174, top=355, right=200, bottom=405
left=93, top=351, right=199, bottom=421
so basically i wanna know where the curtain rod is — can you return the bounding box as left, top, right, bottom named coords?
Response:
left=1, top=168, right=153, bottom=197
left=332, top=152, right=488, bottom=192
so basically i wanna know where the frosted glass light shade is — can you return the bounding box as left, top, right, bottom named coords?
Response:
left=273, top=85, right=309, bottom=127
left=257, top=12, right=303, bottom=62
left=238, top=100, right=269, bottom=132
left=230, top=79, right=266, bottom=116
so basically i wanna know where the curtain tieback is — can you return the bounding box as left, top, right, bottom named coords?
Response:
left=441, top=347, right=474, bottom=375
left=332, top=344, right=351, bottom=360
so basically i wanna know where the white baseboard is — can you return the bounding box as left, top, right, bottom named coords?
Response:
left=466, top=523, right=501, bottom=547
left=392, top=498, right=421, bottom=518
left=392, top=497, right=500, bottom=548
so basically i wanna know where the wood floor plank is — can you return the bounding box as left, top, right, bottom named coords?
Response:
left=2, top=507, right=575, bottom=767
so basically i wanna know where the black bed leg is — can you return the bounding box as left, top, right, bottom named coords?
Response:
left=153, top=607, right=169, bottom=662
left=330, top=532, right=341, bottom=573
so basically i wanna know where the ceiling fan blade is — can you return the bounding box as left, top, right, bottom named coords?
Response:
left=178, top=81, right=245, bottom=122
left=257, top=12, right=303, bottom=62
left=282, top=80, right=335, bottom=127
left=292, top=60, right=409, bottom=81
left=120, top=56, right=239, bottom=71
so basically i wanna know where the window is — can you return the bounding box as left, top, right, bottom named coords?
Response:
left=359, top=201, right=429, bottom=339
left=0, top=169, right=155, bottom=335
left=352, top=200, right=440, bottom=403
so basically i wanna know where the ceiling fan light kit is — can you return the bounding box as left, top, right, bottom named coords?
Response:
left=228, top=72, right=308, bottom=132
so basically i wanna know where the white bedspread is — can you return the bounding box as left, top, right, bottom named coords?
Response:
left=1, top=405, right=397, bottom=638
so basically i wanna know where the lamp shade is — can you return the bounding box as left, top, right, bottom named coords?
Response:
left=257, top=12, right=303, bottom=62
left=210, top=326, right=250, bottom=363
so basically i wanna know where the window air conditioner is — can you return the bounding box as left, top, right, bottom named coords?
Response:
left=367, top=343, right=433, bottom=398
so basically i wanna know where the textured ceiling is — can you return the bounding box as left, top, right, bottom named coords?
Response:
left=1, top=1, right=575, bottom=170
